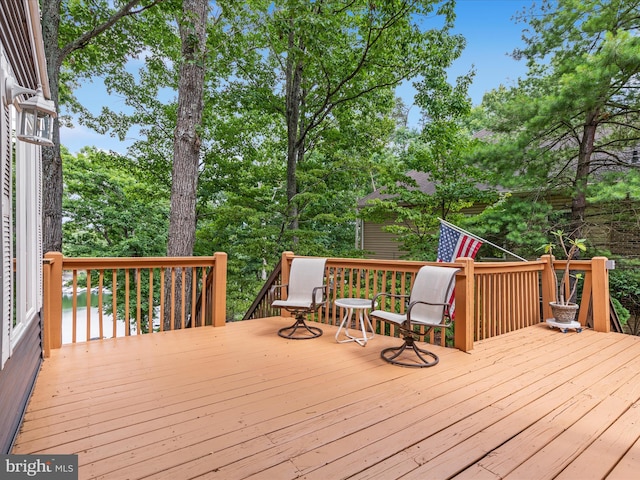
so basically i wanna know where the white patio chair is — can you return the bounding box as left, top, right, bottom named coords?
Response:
left=271, top=257, right=328, bottom=339
left=370, top=265, right=460, bottom=367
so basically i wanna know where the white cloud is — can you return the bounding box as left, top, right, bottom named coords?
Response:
left=59, top=123, right=133, bottom=155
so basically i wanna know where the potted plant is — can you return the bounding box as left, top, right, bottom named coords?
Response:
left=541, top=230, right=587, bottom=323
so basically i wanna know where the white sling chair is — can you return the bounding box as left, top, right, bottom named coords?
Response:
left=271, top=257, right=328, bottom=339
left=370, top=265, right=460, bottom=367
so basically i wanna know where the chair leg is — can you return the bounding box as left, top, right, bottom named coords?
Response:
left=278, top=314, right=323, bottom=339
left=380, top=336, right=439, bottom=367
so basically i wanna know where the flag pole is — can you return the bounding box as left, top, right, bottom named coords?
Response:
left=439, top=218, right=528, bottom=262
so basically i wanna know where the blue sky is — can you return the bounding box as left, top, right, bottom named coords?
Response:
left=60, top=0, right=534, bottom=154
left=402, top=0, right=533, bottom=126
left=450, top=0, right=531, bottom=102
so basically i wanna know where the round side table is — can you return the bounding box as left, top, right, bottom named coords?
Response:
left=335, top=298, right=374, bottom=346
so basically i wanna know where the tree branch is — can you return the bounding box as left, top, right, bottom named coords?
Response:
left=59, top=0, right=165, bottom=64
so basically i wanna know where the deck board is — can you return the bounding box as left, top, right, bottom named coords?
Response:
left=12, top=316, right=640, bottom=479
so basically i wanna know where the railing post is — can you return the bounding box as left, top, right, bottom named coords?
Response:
left=540, top=254, right=555, bottom=321
left=280, top=251, right=294, bottom=318
left=591, top=256, right=610, bottom=333
left=454, top=257, right=474, bottom=353
left=281, top=251, right=294, bottom=285
left=212, top=252, right=227, bottom=327
left=42, top=258, right=51, bottom=358
left=44, top=252, right=63, bottom=349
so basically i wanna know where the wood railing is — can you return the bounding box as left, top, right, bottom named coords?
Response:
left=42, top=252, right=227, bottom=356
left=242, top=262, right=282, bottom=320
left=472, top=261, right=544, bottom=339
left=248, top=252, right=612, bottom=352
left=42, top=250, right=611, bottom=356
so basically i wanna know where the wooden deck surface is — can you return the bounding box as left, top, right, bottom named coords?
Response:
left=12, top=316, right=640, bottom=479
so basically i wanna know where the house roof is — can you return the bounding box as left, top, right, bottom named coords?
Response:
left=358, top=128, right=640, bottom=210
left=357, top=170, right=505, bottom=208
left=358, top=170, right=433, bottom=207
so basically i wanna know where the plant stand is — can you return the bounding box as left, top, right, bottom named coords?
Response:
left=546, top=318, right=583, bottom=333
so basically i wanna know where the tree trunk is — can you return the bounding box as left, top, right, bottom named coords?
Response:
left=285, top=27, right=303, bottom=234
left=41, top=0, right=63, bottom=254
left=571, top=111, right=598, bottom=239
left=164, top=0, right=208, bottom=330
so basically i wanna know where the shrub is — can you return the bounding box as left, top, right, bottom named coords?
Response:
left=609, top=265, right=640, bottom=335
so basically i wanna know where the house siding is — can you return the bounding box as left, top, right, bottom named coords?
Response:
left=0, top=316, right=42, bottom=453
left=358, top=191, right=637, bottom=260
left=0, top=0, right=48, bottom=455
left=362, top=217, right=407, bottom=260
left=0, top=0, right=38, bottom=91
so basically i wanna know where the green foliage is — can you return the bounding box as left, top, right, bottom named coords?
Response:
left=219, top=0, right=465, bottom=235
left=193, top=108, right=375, bottom=319
left=541, top=230, right=587, bottom=259
left=465, top=195, right=554, bottom=259
left=360, top=61, right=499, bottom=260
left=587, top=169, right=640, bottom=203
left=611, top=297, right=630, bottom=327
left=56, top=0, right=640, bottom=325
left=477, top=0, right=640, bottom=239
left=57, top=0, right=471, bottom=319
left=61, top=146, right=172, bottom=331
left=62, top=147, right=170, bottom=258
left=60, top=0, right=182, bottom=128
left=609, top=263, right=640, bottom=334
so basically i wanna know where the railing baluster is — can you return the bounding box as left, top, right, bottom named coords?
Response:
left=72, top=270, right=77, bottom=344
left=98, top=270, right=104, bottom=340
left=136, top=268, right=141, bottom=334
left=170, top=267, right=176, bottom=330
left=201, top=266, right=206, bottom=326
left=160, top=268, right=165, bottom=332
left=474, top=275, right=480, bottom=340
left=349, top=267, right=354, bottom=301
left=516, top=272, right=521, bottom=328
left=86, top=270, right=91, bottom=342
left=149, top=268, right=154, bottom=332
left=488, top=273, right=495, bottom=336
left=519, top=272, right=525, bottom=329
left=191, top=267, right=197, bottom=327
left=112, top=269, right=117, bottom=338
left=181, top=267, right=186, bottom=329
left=125, top=269, right=130, bottom=335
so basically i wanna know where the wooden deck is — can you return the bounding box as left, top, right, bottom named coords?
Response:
left=12, top=317, right=640, bottom=479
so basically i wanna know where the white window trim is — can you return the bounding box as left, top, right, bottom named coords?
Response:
left=11, top=139, right=40, bottom=349
left=0, top=58, right=44, bottom=368
left=0, top=60, right=10, bottom=368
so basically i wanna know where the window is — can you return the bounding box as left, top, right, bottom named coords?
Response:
left=0, top=60, right=43, bottom=368
left=11, top=139, right=41, bottom=348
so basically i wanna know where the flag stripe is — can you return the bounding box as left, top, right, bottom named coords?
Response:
left=436, top=222, right=483, bottom=318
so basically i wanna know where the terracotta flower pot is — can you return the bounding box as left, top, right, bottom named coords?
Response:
left=549, top=302, right=579, bottom=323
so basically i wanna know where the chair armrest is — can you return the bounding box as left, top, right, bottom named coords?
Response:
left=311, top=284, right=328, bottom=309
left=406, top=300, right=453, bottom=327
left=269, top=283, right=288, bottom=300
left=371, top=292, right=410, bottom=310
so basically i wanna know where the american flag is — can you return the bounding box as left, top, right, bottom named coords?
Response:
left=437, top=221, right=483, bottom=317
left=437, top=222, right=483, bottom=263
